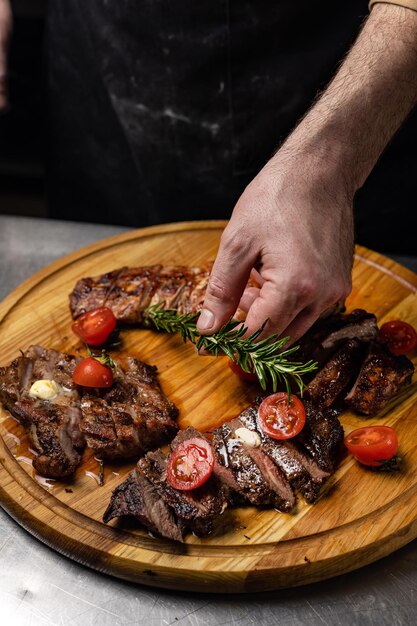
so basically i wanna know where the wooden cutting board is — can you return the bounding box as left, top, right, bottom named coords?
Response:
left=0, top=220, right=416, bottom=593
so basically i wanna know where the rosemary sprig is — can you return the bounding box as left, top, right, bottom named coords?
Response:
left=143, top=303, right=317, bottom=394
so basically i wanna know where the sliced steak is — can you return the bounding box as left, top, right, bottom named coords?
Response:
left=170, top=426, right=243, bottom=502
left=320, top=310, right=379, bottom=350
left=298, top=309, right=379, bottom=366
left=103, top=468, right=184, bottom=542
left=230, top=418, right=296, bottom=511
left=0, top=346, right=85, bottom=478
left=238, top=405, right=330, bottom=504
left=80, top=357, right=178, bottom=460
left=213, top=424, right=271, bottom=507
left=345, top=343, right=414, bottom=415
left=172, top=424, right=296, bottom=510
left=138, top=449, right=226, bottom=536
left=213, top=419, right=295, bottom=511
left=305, top=338, right=365, bottom=407
left=297, top=401, right=344, bottom=473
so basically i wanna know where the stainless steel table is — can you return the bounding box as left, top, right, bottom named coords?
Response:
left=1, top=215, right=417, bottom=626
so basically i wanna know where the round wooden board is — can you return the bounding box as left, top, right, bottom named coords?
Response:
left=0, top=220, right=417, bottom=594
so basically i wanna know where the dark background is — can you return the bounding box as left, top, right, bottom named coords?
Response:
left=0, top=2, right=416, bottom=257
left=0, top=1, right=46, bottom=218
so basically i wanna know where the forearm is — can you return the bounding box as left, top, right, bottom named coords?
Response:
left=198, top=2, right=417, bottom=340
left=276, top=3, right=417, bottom=196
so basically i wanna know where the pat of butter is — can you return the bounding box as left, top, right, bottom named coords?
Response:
left=29, top=380, right=61, bottom=401
left=235, top=427, right=261, bottom=447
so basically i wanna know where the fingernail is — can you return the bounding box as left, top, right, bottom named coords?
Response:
left=198, top=308, right=215, bottom=331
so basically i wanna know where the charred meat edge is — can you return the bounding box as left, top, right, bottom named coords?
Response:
left=103, top=468, right=184, bottom=542
left=296, top=401, right=345, bottom=473
left=345, top=342, right=414, bottom=415
left=305, top=338, right=366, bottom=408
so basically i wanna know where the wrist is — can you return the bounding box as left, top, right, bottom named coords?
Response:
left=264, top=126, right=357, bottom=207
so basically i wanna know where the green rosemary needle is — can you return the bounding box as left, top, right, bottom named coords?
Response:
left=143, top=303, right=317, bottom=394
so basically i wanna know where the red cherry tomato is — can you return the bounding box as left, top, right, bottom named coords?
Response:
left=73, top=357, right=113, bottom=388
left=344, top=426, right=398, bottom=467
left=228, top=359, right=258, bottom=382
left=380, top=320, right=417, bottom=356
left=72, top=307, right=117, bottom=346
left=167, top=438, right=214, bottom=491
left=258, top=392, right=306, bottom=440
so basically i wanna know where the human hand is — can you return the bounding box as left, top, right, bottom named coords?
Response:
left=196, top=0, right=417, bottom=346
left=196, top=147, right=354, bottom=344
left=0, top=0, right=12, bottom=112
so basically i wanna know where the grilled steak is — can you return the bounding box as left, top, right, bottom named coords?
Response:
left=103, top=468, right=184, bottom=542
left=0, top=347, right=179, bottom=475
left=213, top=419, right=295, bottom=511
left=213, top=423, right=271, bottom=507
left=138, top=449, right=227, bottom=536
left=104, top=430, right=228, bottom=539
left=297, top=401, right=344, bottom=473
left=305, top=338, right=365, bottom=407
left=297, top=308, right=413, bottom=416
left=80, top=357, right=178, bottom=460
left=320, top=310, right=379, bottom=349
left=345, top=343, right=414, bottom=415
left=0, top=345, right=85, bottom=478
left=229, top=418, right=296, bottom=512
left=69, top=263, right=262, bottom=324
left=298, top=309, right=379, bottom=366
left=170, top=426, right=243, bottom=502
left=105, top=394, right=346, bottom=539
left=238, top=405, right=330, bottom=504
left=70, top=264, right=212, bottom=323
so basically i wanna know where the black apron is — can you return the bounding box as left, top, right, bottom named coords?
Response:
left=46, top=1, right=417, bottom=254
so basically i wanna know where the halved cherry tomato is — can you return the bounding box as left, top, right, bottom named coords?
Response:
left=72, top=307, right=117, bottom=347
left=228, top=359, right=258, bottom=382
left=380, top=320, right=417, bottom=356
left=344, top=426, right=398, bottom=467
left=166, top=437, right=214, bottom=491
left=73, top=357, right=113, bottom=388
left=258, top=392, right=306, bottom=440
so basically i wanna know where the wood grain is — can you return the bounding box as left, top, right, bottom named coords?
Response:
left=0, top=220, right=416, bottom=593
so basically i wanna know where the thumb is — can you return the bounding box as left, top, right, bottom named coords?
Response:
left=197, top=227, right=257, bottom=334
